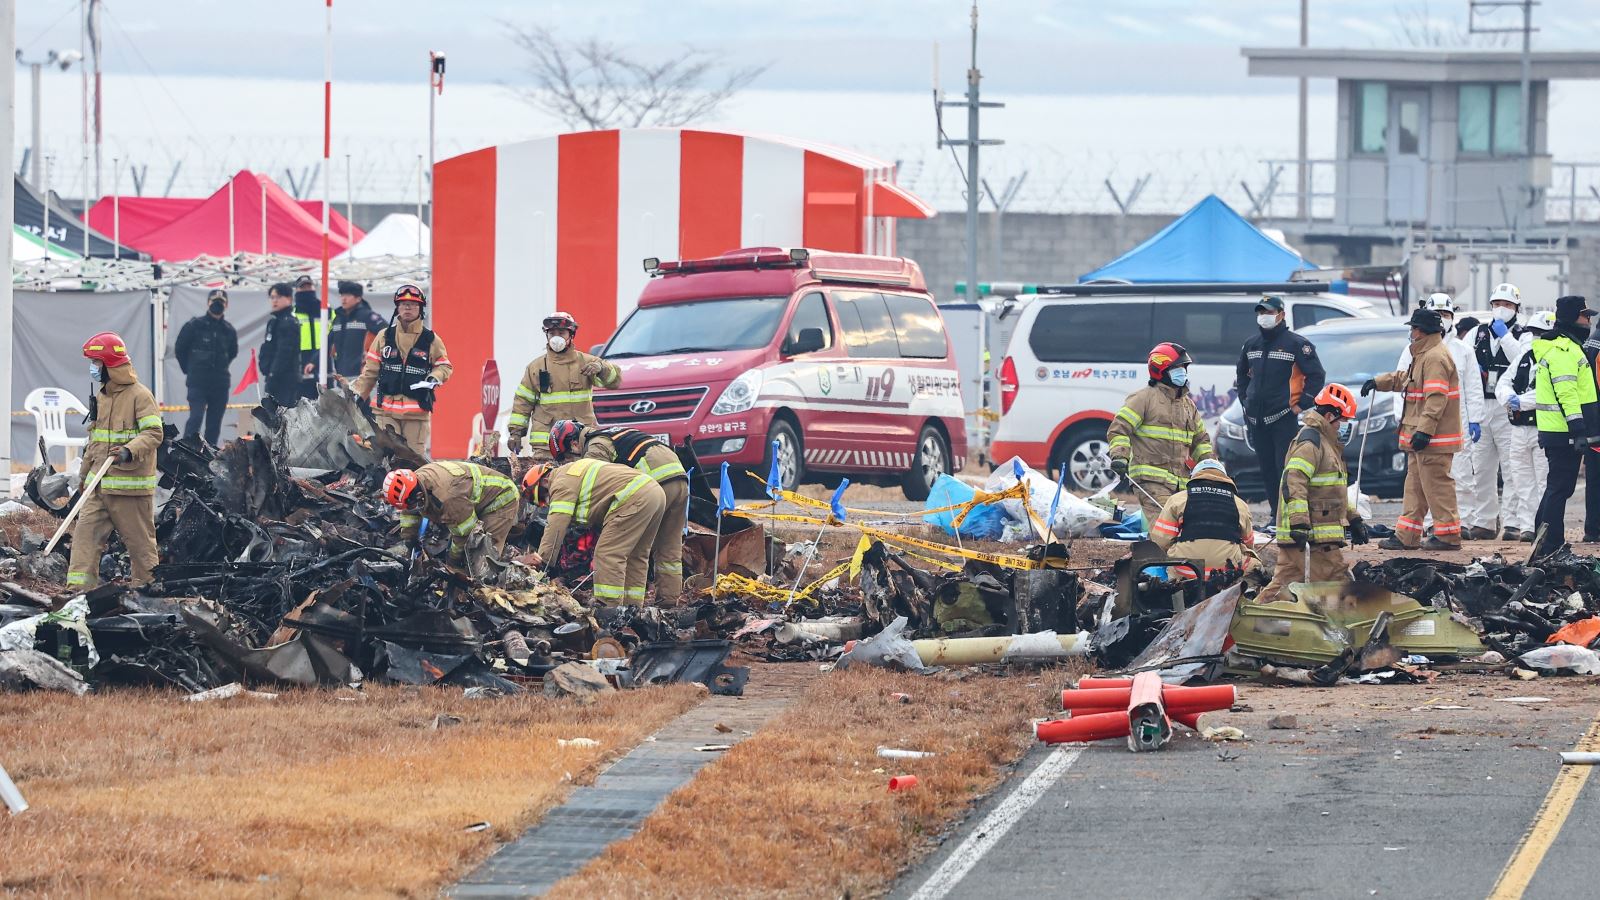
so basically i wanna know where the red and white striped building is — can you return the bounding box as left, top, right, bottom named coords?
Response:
left=430, top=128, right=936, bottom=455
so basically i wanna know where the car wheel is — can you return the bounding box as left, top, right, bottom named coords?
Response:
left=901, top=425, right=951, bottom=501
left=743, top=419, right=803, bottom=498
left=1051, top=423, right=1116, bottom=492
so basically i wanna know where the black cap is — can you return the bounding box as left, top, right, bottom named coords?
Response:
left=206, top=288, right=228, bottom=303
left=1406, top=308, right=1444, bottom=334
left=337, top=280, right=363, bottom=298
left=294, top=275, right=314, bottom=289
left=1556, top=295, right=1596, bottom=323
left=1255, top=295, right=1285, bottom=313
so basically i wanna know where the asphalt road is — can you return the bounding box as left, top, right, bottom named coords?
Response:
left=893, top=679, right=1600, bottom=900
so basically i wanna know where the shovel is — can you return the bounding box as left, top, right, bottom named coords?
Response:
left=43, top=457, right=116, bottom=557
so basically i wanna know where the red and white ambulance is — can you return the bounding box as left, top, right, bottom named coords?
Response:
left=595, top=247, right=966, bottom=499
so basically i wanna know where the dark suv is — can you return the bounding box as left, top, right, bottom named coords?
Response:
left=1216, top=317, right=1410, bottom=502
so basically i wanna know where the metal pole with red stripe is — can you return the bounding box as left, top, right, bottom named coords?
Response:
left=318, top=0, right=332, bottom=388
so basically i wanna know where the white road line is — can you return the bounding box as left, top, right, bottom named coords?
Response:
left=906, top=746, right=1083, bottom=900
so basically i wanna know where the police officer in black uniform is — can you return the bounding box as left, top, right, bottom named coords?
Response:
left=292, top=275, right=324, bottom=400
left=174, top=288, right=239, bottom=445
left=328, top=280, right=386, bottom=379
left=260, top=282, right=304, bottom=404
left=1234, top=295, right=1326, bottom=519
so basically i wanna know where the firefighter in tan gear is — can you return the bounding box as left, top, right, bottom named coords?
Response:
left=68, top=332, right=165, bottom=589
left=349, top=283, right=453, bottom=457
left=1259, top=384, right=1368, bottom=603
left=506, top=312, right=621, bottom=460
left=1363, top=308, right=1465, bottom=551
left=523, top=459, right=667, bottom=605
left=549, top=420, right=690, bottom=600
left=1148, top=459, right=1254, bottom=577
left=1107, top=342, right=1215, bottom=523
left=381, top=463, right=519, bottom=565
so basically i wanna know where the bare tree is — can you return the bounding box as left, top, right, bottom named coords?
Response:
left=504, top=23, right=769, bottom=130
left=1394, top=1, right=1510, bottom=48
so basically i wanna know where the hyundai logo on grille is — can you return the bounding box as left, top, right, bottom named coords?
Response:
left=629, top=399, right=658, bottom=415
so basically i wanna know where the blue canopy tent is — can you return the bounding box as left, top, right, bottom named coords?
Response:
left=1080, top=194, right=1304, bottom=283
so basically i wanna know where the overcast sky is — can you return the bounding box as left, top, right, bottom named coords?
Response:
left=19, top=0, right=1600, bottom=96
left=14, top=1, right=1600, bottom=212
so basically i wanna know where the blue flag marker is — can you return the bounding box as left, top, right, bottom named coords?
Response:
left=1012, top=458, right=1025, bottom=481
left=830, top=478, right=850, bottom=522
left=766, top=439, right=783, bottom=499
left=1046, top=465, right=1068, bottom=537
left=718, top=462, right=735, bottom=514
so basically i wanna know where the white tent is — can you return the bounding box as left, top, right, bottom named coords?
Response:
left=335, top=213, right=429, bottom=260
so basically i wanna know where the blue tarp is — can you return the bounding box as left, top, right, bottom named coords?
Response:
left=1079, top=195, right=1304, bottom=284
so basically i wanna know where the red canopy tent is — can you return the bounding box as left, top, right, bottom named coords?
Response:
left=84, top=170, right=364, bottom=261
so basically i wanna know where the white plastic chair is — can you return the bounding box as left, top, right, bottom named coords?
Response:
left=24, top=387, right=89, bottom=468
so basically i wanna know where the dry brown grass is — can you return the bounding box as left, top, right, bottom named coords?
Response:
left=546, top=666, right=1074, bottom=900
left=0, top=683, right=701, bottom=897
left=0, top=506, right=59, bottom=551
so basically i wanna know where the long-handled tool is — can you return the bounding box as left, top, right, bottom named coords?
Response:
left=1353, top=395, right=1376, bottom=489
left=43, top=457, right=116, bottom=557
left=1121, top=474, right=1164, bottom=519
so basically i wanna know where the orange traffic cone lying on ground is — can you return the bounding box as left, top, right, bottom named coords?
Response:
left=1034, top=672, right=1237, bottom=750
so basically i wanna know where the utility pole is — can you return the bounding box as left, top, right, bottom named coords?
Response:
left=3, top=0, right=16, bottom=472
left=16, top=49, right=79, bottom=191
left=935, top=2, right=1003, bottom=446
left=1470, top=1, right=1538, bottom=238
left=89, top=0, right=101, bottom=197
left=1297, top=0, right=1309, bottom=220
left=429, top=51, right=445, bottom=230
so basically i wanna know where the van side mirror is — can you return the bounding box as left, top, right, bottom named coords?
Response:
left=590, top=343, right=605, bottom=355
left=786, top=328, right=825, bottom=355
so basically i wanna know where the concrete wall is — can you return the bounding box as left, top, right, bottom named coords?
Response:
left=896, top=211, right=1173, bottom=300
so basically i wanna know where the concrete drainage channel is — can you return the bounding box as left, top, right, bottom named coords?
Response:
left=451, top=674, right=799, bottom=898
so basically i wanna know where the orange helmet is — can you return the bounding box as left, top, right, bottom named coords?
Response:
left=521, top=463, right=555, bottom=506
left=1147, top=342, right=1192, bottom=382
left=1315, top=383, right=1358, bottom=420
left=83, top=332, right=131, bottom=368
left=383, top=469, right=421, bottom=509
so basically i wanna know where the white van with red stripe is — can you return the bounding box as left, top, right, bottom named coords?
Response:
left=596, top=247, right=966, bottom=499
left=989, top=282, right=1375, bottom=490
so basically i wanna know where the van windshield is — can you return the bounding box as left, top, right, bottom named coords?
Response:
left=605, top=296, right=790, bottom=357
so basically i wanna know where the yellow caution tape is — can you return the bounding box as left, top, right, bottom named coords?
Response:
left=710, top=559, right=851, bottom=607
left=723, top=507, right=1041, bottom=571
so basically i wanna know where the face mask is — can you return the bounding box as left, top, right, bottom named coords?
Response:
left=90, top=362, right=102, bottom=382
left=1338, top=421, right=1354, bottom=443
left=1257, top=313, right=1279, bottom=330
left=1168, top=368, right=1188, bottom=387
left=209, top=300, right=226, bottom=315
left=548, top=335, right=569, bottom=353
left=1493, top=306, right=1517, bottom=323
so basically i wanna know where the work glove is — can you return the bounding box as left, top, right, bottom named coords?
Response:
left=409, top=377, right=441, bottom=391
left=1469, top=423, right=1482, bottom=443
left=1409, top=431, right=1432, bottom=451
left=580, top=359, right=605, bottom=378
left=1109, top=458, right=1128, bottom=477
left=1490, top=318, right=1510, bottom=338
left=113, top=446, right=133, bottom=464
left=1360, top=379, right=1379, bottom=397
left=1508, top=395, right=1521, bottom=412
left=1349, top=519, right=1370, bottom=545
left=1289, top=525, right=1312, bottom=547
left=507, top=434, right=524, bottom=454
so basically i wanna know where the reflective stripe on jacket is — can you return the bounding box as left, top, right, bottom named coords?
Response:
left=399, top=460, right=518, bottom=552
left=1105, top=382, right=1214, bottom=490
left=537, top=458, right=659, bottom=563
left=1276, top=410, right=1354, bottom=545
left=1374, top=332, right=1463, bottom=454
left=350, top=317, right=454, bottom=418
left=583, top=433, right=687, bottom=483
left=507, top=348, right=622, bottom=445
left=1534, top=333, right=1596, bottom=434
left=82, top=363, right=164, bottom=496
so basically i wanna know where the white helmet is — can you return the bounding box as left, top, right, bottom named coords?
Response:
left=1529, top=310, right=1557, bottom=332
left=1490, top=283, right=1522, bottom=306
left=1423, top=292, right=1456, bottom=314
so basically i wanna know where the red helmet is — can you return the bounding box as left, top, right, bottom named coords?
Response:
left=382, top=469, right=421, bottom=509
left=1315, top=383, right=1358, bottom=420
left=393, top=283, right=427, bottom=310
left=1147, top=342, right=1192, bottom=382
left=83, top=332, right=131, bottom=368
left=548, top=419, right=585, bottom=460
left=521, top=462, right=555, bottom=506
left=542, top=312, right=579, bottom=335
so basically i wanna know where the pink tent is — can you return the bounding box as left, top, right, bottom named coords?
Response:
left=84, top=170, right=364, bottom=261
